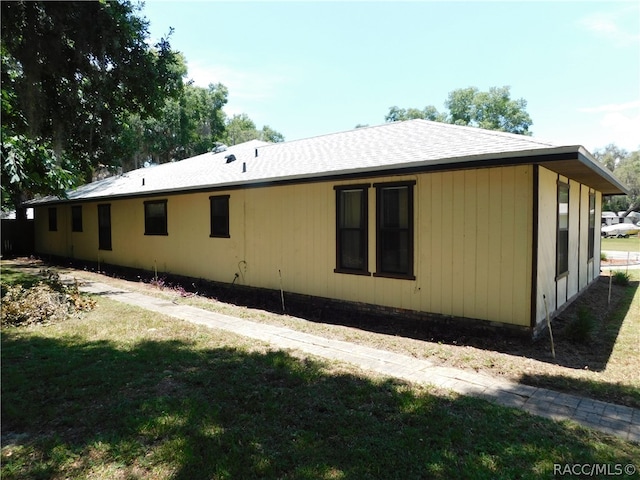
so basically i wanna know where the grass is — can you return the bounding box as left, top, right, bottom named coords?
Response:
left=601, top=235, right=640, bottom=253
left=2, top=297, right=639, bottom=480
left=3, top=259, right=639, bottom=410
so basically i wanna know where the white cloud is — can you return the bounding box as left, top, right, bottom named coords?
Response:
left=579, top=100, right=640, bottom=113
left=597, top=111, right=640, bottom=150
left=578, top=6, right=640, bottom=46
left=184, top=60, right=298, bottom=121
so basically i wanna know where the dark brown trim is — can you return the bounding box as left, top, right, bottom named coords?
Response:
left=374, top=181, right=415, bottom=279
left=97, top=203, right=112, bottom=251
left=333, top=183, right=371, bottom=191
left=71, top=205, right=83, bottom=232
left=334, top=184, right=370, bottom=275
left=144, top=199, right=168, bottom=236
left=530, top=165, right=539, bottom=329
left=373, top=272, right=416, bottom=281
left=209, top=195, right=230, bottom=238
left=334, top=268, right=372, bottom=276
left=556, top=179, right=569, bottom=279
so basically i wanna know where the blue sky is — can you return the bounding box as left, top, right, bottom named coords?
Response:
left=141, top=1, right=640, bottom=152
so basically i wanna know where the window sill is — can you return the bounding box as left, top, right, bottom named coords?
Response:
left=210, top=234, right=231, bottom=238
left=145, top=232, right=168, bottom=236
left=334, top=268, right=371, bottom=276
left=373, top=272, right=416, bottom=281
left=555, top=271, right=569, bottom=281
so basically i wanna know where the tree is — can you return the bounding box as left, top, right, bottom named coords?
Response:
left=1, top=0, right=184, bottom=215
left=594, top=145, right=639, bottom=215
left=223, top=114, right=284, bottom=145
left=385, top=86, right=532, bottom=135
left=120, top=82, right=228, bottom=168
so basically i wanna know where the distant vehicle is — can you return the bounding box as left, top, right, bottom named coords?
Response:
left=601, top=223, right=640, bottom=238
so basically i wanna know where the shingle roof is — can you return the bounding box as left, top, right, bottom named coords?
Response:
left=28, top=119, right=627, bottom=203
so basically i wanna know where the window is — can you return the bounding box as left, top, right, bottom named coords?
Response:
left=588, top=192, right=595, bottom=260
left=557, top=181, right=569, bottom=277
left=335, top=185, right=369, bottom=274
left=98, top=204, right=112, bottom=251
left=48, top=208, right=57, bottom=231
left=375, top=181, right=415, bottom=279
left=71, top=206, right=83, bottom=232
left=210, top=195, right=230, bottom=238
left=144, top=200, right=168, bottom=235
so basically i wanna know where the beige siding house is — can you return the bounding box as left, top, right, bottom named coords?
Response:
left=30, top=120, right=627, bottom=335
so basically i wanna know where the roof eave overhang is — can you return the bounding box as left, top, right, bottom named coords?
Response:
left=25, top=145, right=629, bottom=206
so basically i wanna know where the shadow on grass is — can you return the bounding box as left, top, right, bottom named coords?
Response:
left=2, top=333, right=638, bottom=480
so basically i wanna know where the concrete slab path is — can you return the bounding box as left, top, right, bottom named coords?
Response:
left=75, top=277, right=639, bottom=443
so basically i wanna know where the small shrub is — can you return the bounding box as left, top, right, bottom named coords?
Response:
left=564, top=307, right=596, bottom=343
left=611, top=271, right=630, bottom=286
left=600, top=252, right=608, bottom=261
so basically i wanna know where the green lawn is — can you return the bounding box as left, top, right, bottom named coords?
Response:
left=602, top=235, right=640, bottom=252
left=2, top=283, right=639, bottom=479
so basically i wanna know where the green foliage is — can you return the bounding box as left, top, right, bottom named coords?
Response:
left=594, top=145, right=640, bottom=214
left=563, top=307, right=596, bottom=343
left=385, top=85, right=532, bottom=135
left=224, top=114, right=285, bottom=146
left=1, top=134, right=76, bottom=212
left=612, top=271, right=631, bottom=286
left=1, top=0, right=185, bottom=211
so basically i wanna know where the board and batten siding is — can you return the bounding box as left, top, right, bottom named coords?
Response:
left=534, top=166, right=601, bottom=329
left=34, top=164, right=535, bottom=328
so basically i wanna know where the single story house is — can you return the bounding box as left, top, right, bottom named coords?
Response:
left=28, top=119, right=628, bottom=336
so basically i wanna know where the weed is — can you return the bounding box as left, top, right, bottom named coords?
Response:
left=611, top=271, right=630, bottom=286
left=600, top=251, right=608, bottom=261
left=563, top=307, right=596, bottom=343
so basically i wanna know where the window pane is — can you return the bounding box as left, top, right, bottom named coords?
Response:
left=380, top=230, right=409, bottom=273
left=71, top=206, right=82, bottom=232
left=335, top=186, right=368, bottom=273
left=557, top=183, right=569, bottom=275
left=381, top=187, right=408, bottom=228
left=340, top=229, right=364, bottom=270
left=210, top=196, right=229, bottom=237
left=340, top=190, right=362, bottom=228
left=98, top=204, right=111, bottom=250
left=145, top=201, right=167, bottom=235
left=48, top=208, right=57, bottom=231
left=376, top=183, right=413, bottom=277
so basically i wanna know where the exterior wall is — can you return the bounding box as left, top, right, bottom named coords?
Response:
left=534, top=166, right=601, bottom=329
left=34, top=165, right=534, bottom=328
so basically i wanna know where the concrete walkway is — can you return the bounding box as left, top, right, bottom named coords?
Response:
left=75, top=277, right=639, bottom=443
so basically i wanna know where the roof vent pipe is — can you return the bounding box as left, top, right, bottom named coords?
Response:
left=242, top=162, right=247, bottom=173
left=255, top=148, right=258, bottom=157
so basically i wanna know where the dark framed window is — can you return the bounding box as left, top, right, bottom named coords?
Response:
left=375, top=181, right=415, bottom=279
left=98, top=204, right=112, bottom=251
left=71, top=205, right=83, bottom=232
left=335, top=184, right=370, bottom=275
left=144, top=200, right=168, bottom=236
left=588, top=192, right=595, bottom=260
left=48, top=207, right=57, bottom=231
left=557, top=181, right=569, bottom=277
left=210, top=195, right=230, bottom=238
